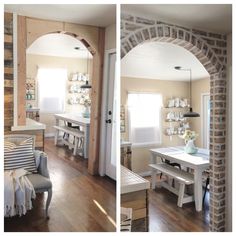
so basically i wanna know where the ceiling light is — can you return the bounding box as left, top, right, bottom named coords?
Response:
left=81, top=51, right=92, bottom=89
left=174, top=66, right=200, bottom=118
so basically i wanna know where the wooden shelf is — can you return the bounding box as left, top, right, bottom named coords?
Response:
left=165, top=120, right=185, bottom=122
left=163, top=107, right=188, bottom=109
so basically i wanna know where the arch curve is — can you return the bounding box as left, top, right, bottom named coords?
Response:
left=121, top=25, right=224, bottom=75
left=27, top=30, right=96, bottom=56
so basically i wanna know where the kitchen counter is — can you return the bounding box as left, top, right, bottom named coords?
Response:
left=121, top=140, right=132, bottom=147
left=121, top=166, right=150, bottom=194
left=11, top=118, right=46, bottom=131
left=10, top=118, right=45, bottom=151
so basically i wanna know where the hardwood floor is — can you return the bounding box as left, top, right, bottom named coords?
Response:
left=4, top=138, right=116, bottom=232
left=146, top=176, right=209, bottom=232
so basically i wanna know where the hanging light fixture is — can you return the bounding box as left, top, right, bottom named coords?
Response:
left=174, top=66, right=200, bottom=118
left=81, top=50, right=92, bottom=89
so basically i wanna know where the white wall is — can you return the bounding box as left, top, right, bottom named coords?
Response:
left=105, top=23, right=116, bottom=50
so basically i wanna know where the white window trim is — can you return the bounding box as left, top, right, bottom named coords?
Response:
left=201, top=92, right=210, bottom=148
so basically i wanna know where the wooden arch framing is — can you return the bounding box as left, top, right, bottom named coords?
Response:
left=17, top=15, right=105, bottom=175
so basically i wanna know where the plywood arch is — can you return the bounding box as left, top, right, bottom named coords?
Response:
left=18, top=16, right=105, bottom=175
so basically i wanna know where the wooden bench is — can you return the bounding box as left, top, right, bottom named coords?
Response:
left=54, top=125, right=84, bottom=156
left=149, top=163, right=194, bottom=207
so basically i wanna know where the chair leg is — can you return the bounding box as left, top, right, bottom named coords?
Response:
left=46, top=188, right=52, bottom=219
left=73, top=137, right=79, bottom=155
left=203, top=177, right=209, bottom=204
left=177, top=183, right=185, bottom=207
left=54, top=130, right=59, bottom=145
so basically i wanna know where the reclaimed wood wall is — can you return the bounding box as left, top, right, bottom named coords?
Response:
left=4, top=12, right=14, bottom=132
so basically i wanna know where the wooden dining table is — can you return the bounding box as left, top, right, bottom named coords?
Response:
left=150, top=146, right=209, bottom=211
left=54, top=113, right=90, bottom=159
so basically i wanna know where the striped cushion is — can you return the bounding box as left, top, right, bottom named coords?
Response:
left=4, top=137, right=37, bottom=173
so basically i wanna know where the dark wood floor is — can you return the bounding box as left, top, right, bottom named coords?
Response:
left=4, top=138, right=116, bottom=232
left=146, top=176, right=209, bottom=232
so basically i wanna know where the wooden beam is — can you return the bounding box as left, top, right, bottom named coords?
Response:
left=17, top=15, right=26, bottom=125
left=88, top=27, right=105, bottom=175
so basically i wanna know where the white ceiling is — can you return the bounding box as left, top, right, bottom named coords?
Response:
left=27, top=33, right=92, bottom=58
left=4, top=4, right=116, bottom=27
left=122, top=4, right=232, bottom=34
left=121, top=42, right=209, bottom=81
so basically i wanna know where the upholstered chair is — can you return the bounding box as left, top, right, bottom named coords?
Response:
left=4, top=134, right=52, bottom=218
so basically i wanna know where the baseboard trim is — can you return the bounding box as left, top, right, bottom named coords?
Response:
left=45, top=133, right=55, bottom=138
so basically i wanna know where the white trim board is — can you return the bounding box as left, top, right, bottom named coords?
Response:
left=99, top=48, right=116, bottom=177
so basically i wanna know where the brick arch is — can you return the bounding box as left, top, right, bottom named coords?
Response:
left=121, top=24, right=224, bottom=74
left=121, top=25, right=227, bottom=231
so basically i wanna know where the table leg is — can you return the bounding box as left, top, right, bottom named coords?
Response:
left=54, top=118, right=59, bottom=145
left=151, top=153, right=157, bottom=189
left=194, top=169, right=203, bottom=211
left=84, top=126, right=90, bottom=159
left=151, top=169, right=157, bottom=189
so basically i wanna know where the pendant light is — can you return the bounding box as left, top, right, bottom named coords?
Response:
left=174, top=66, right=200, bottom=118
left=81, top=50, right=92, bottom=89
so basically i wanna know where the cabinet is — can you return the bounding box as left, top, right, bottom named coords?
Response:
left=26, top=108, right=40, bottom=121
left=163, top=98, right=190, bottom=136
left=121, top=142, right=132, bottom=170
left=121, top=166, right=150, bottom=232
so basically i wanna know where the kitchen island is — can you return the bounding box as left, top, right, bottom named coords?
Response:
left=10, top=118, right=46, bottom=150
left=121, top=166, right=150, bottom=232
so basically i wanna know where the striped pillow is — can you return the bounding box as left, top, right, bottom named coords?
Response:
left=4, top=137, right=37, bottom=173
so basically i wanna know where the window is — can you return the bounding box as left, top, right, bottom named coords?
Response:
left=37, top=68, right=67, bottom=113
left=128, top=92, right=163, bottom=146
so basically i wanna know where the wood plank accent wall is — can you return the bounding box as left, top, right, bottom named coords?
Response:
left=4, top=12, right=14, bottom=132
left=17, top=16, right=26, bottom=125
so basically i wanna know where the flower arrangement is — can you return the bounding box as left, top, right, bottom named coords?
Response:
left=83, top=97, right=91, bottom=107
left=179, top=129, right=198, bottom=144
left=80, top=95, right=91, bottom=107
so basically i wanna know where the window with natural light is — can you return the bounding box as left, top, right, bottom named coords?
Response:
left=37, top=68, right=67, bottom=113
left=128, top=92, right=163, bottom=146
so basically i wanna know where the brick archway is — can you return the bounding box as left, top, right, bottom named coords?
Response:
left=121, top=24, right=227, bottom=231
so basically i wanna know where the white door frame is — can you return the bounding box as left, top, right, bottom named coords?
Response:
left=99, top=48, right=116, bottom=177
left=201, top=92, right=210, bottom=148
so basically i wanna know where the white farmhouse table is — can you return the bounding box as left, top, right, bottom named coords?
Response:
left=54, top=113, right=90, bottom=159
left=150, top=146, right=209, bottom=211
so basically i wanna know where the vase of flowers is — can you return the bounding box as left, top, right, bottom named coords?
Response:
left=82, top=97, right=91, bottom=118
left=179, top=130, right=198, bottom=154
